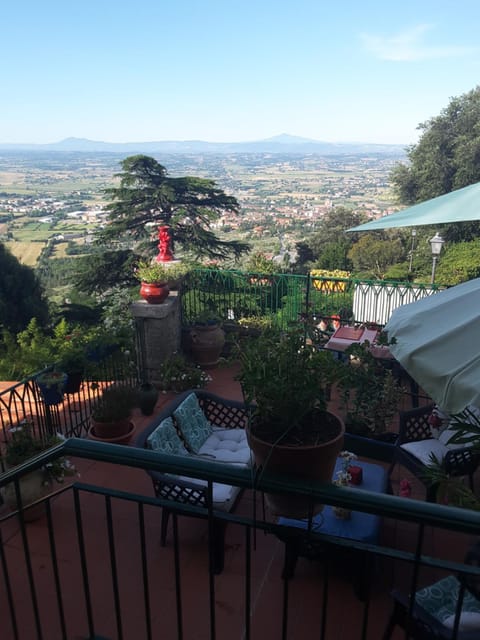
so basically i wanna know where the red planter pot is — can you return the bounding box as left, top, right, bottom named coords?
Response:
left=140, top=282, right=170, bottom=304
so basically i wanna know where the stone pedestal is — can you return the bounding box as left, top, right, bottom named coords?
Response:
left=131, top=294, right=181, bottom=384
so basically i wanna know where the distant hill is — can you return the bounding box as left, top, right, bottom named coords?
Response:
left=0, top=134, right=406, bottom=156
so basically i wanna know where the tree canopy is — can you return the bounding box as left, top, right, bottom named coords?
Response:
left=391, top=86, right=480, bottom=205
left=100, top=155, right=249, bottom=260
left=294, top=207, right=366, bottom=271
left=0, top=243, right=49, bottom=334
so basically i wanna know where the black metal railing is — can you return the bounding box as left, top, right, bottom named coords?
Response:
left=0, top=439, right=478, bottom=640
left=0, top=348, right=138, bottom=454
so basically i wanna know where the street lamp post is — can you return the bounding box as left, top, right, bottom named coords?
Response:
left=429, top=232, right=445, bottom=284
left=408, top=229, right=417, bottom=273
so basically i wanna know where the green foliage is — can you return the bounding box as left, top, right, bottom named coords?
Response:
left=236, top=327, right=341, bottom=440
left=157, top=354, right=212, bottom=392
left=337, top=342, right=403, bottom=435
left=347, top=235, right=405, bottom=279
left=435, top=240, right=480, bottom=285
left=0, top=243, right=49, bottom=334
left=391, top=86, right=480, bottom=205
left=36, top=370, right=67, bottom=390
left=423, top=453, right=480, bottom=510
left=4, top=422, right=76, bottom=485
left=100, top=155, right=249, bottom=260
left=74, top=250, right=137, bottom=295
left=0, top=316, right=131, bottom=381
left=245, top=252, right=277, bottom=274
left=97, top=286, right=136, bottom=351
left=314, top=240, right=353, bottom=271
left=91, top=385, right=136, bottom=423
left=296, top=207, right=365, bottom=270
left=134, top=261, right=175, bottom=284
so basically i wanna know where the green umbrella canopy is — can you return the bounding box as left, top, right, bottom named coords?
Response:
left=347, top=181, right=480, bottom=232
left=385, top=277, right=480, bottom=413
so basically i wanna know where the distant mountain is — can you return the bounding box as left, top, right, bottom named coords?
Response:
left=0, top=134, right=406, bottom=156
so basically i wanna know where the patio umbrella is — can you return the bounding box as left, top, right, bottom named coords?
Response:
left=384, top=277, right=480, bottom=413
left=347, top=181, right=480, bottom=232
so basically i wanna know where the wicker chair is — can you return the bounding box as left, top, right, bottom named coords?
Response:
left=392, top=404, right=479, bottom=502
left=383, top=540, right=480, bottom=639
left=134, top=389, right=251, bottom=573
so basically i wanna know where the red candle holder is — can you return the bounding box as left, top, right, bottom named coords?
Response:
left=348, top=465, right=363, bottom=485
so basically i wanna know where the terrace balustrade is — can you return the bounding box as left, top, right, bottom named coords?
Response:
left=0, top=271, right=464, bottom=640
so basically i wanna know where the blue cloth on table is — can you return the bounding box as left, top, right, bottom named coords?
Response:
left=278, top=459, right=388, bottom=544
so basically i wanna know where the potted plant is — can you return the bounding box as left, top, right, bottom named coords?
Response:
left=189, top=309, right=225, bottom=368
left=57, top=347, right=87, bottom=394
left=236, top=327, right=345, bottom=518
left=337, top=341, right=403, bottom=442
left=2, top=422, right=77, bottom=520
left=135, top=261, right=171, bottom=304
left=89, top=385, right=137, bottom=443
left=156, top=353, right=212, bottom=392
left=35, top=370, right=68, bottom=405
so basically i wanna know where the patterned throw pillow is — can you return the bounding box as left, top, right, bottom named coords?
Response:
left=147, top=417, right=188, bottom=455
left=173, top=393, right=213, bottom=453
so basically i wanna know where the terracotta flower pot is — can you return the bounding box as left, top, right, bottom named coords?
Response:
left=88, top=420, right=135, bottom=444
left=140, top=282, right=170, bottom=304
left=190, top=323, right=225, bottom=368
left=247, top=411, right=345, bottom=518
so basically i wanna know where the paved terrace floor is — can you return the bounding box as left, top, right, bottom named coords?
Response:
left=0, top=365, right=478, bottom=639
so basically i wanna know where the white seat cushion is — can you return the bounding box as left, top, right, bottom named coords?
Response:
left=171, top=475, right=242, bottom=511
left=439, top=428, right=475, bottom=450
left=401, top=439, right=449, bottom=465
left=197, top=427, right=252, bottom=467
left=443, top=611, right=480, bottom=631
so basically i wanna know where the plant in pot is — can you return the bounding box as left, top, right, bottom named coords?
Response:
left=157, top=353, right=212, bottom=392
left=57, top=346, right=87, bottom=394
left=190, top=309, right=225, bottom=368
left=51, top=320, right=88, bottom=393
left=2, top=422, right=77, bottom=520
left=236, top=327, right=345, bottom=518
left=135, top=261, right=171, bottom=304
left=35, top=369, right=68, bottom=405
left=337, top=341, right=403, bottom=441
left=89, top=385, right=137, bottom=443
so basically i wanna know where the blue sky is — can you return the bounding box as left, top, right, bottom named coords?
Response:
left=2, top=0, right=480, bottom=145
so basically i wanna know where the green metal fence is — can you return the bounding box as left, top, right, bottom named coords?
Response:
left=0, top=439, right=478, bottom=639
left=181, top=269, right=440, bottom=330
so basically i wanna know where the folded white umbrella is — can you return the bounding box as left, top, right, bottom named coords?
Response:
left=384, top=278, right=480, bottom=413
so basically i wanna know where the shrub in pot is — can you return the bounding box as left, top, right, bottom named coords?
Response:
left=89, top=385, right=136, bottom=442
left=236, top=327, right=344, bottom=518
left=337, top=341, right=403, bottom=440
left=2, top=422, right=77, bottom=520
left=35, top=370, right=68, bottom=405
left=135, top=261, right=171, bottom=304
left=190, top=310, right=225, bottom=368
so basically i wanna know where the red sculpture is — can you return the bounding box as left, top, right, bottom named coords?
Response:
left=156, top=225, right=174, bottom=262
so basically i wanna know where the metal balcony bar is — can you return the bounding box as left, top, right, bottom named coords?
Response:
left=0, top=440, right=478, bottom=639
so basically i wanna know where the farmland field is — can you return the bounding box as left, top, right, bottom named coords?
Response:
left=6, top=241, right=44, bottom=266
